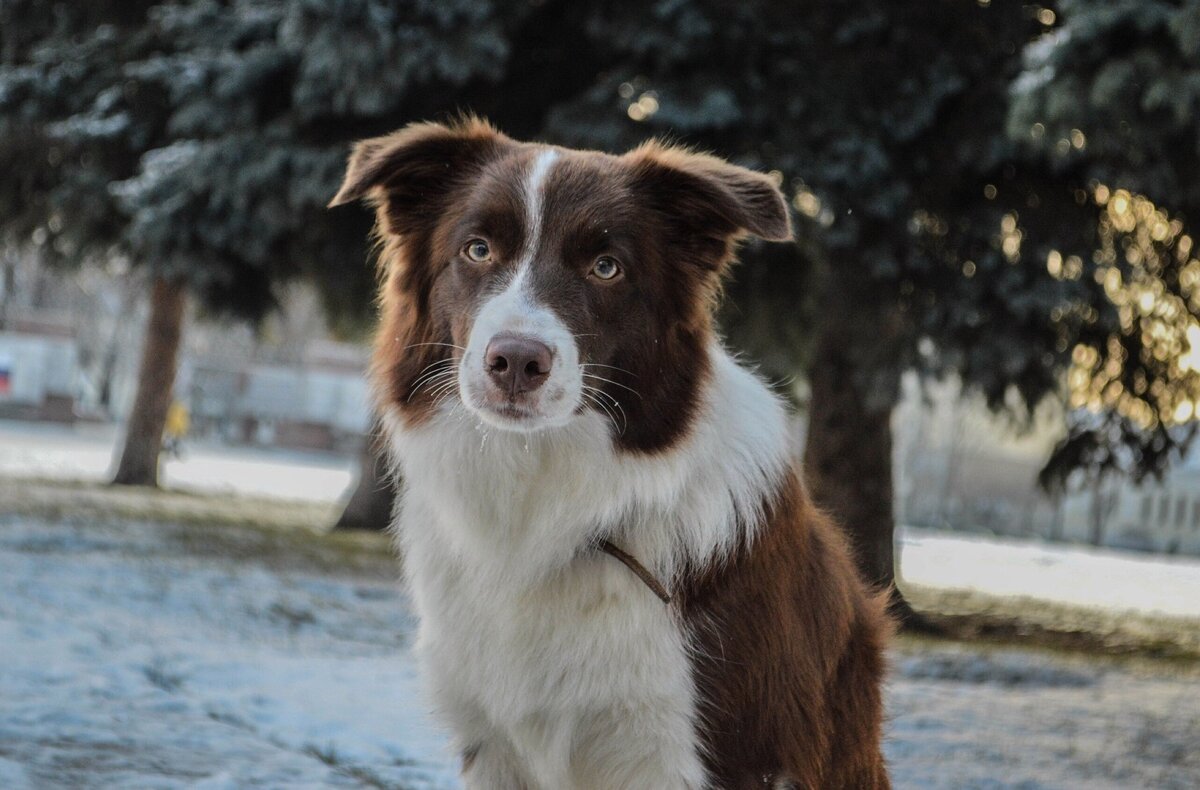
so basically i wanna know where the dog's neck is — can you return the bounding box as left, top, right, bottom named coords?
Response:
left=595, top=538, right=672, bottom=604
left=385, top=344, right=793, bottom=589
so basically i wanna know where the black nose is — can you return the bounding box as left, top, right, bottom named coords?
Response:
left=485, top=333, right=553, bottom=395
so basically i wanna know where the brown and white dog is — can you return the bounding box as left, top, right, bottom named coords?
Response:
left=331, top=118, right=891, bottom=789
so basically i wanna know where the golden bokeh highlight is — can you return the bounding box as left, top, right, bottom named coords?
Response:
left=1066, top=187, right=1200, bottom=427
left=626, top=91, right=659, bottom=122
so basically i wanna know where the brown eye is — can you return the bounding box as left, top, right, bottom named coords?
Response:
left=464, top=239, right=491, bottom=263
left=591, top=256, right=621, bottom=281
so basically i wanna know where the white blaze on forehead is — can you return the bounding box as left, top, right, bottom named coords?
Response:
left=470, top=147, right=561, bottom=337
left=511, top=147, right=560, bottom=291
left=475, top=147, right=560, bottom=324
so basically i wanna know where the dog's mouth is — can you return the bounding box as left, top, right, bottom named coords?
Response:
left=483, top=400, right=537, bottom=422
left=463, top=384, right=577, bottom=432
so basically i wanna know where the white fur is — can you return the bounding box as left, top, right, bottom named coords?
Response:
left=459, top=149, right=583, bottom=431
left=385, top=347, right=791, bottom=789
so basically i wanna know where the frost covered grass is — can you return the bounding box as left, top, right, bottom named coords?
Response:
left=3, top=420, right=1199, bottom=786
left=0, top=476, right=394, bottom=578
left=905, top=582, right=1200, bottom=663
left=899, top=526, right=1200, bottom=662
left=0, top=515, right=450, bottom=789
left=2, top=513, right=1198, bottom=789
left=8, top=473, right=1199, bottom=661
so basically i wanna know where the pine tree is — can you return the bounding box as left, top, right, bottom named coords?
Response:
left=1009, top=0, right=1200, bottom=485
left=4, top=0, right=1197, bottom=572
left=0, top=0, right=530, bottom=491
left=529, top=0, right=1200, bottom=614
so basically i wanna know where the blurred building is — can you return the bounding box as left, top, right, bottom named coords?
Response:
left=1058, top=464, right=1200, bottom=555
left=893, top=374, right=1061, bottom=539
left=893, top=374, right=1200, bottom=556
left=185, top=339, right=370, bottom=452
left=1, top=255, right=371, bottom=453
left=0, top=312, right=80, bottom=422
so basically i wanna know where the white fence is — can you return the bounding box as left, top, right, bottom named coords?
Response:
left=236, top=363, right=370, bottom=434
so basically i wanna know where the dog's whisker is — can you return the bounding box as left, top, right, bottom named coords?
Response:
left=409, top=369, right=457, bottom=395
left=431, top=388, right=460, bottom=412
left=415, top=367, right=458, bottom=387
left=581, top=362, right=638, bottom=378
left=419, top=369, right=462, bottom=404
left=582, top=372, right=642, bottom=399
left=579, top=389, right=610, bottom=428
left=582, top=385, right=624, bottom=435
left=408, top=366, right=460, bottom=401
left=583, top=384, right=627, bottom=429
left=427, top=379, right=461, bottom=403
left=408, top=358, right=458, bottom=389
left=410, top=360, right=454, bottom=385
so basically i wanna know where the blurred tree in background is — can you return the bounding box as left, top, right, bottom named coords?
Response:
left=0, top=0, right=176, bottom=484
left=0, top=0, right=513, bottom=489
left=2, top=0, right=1199, bottom=612
left=525, top=0, right=1200, bottom=615
left=530, top=0, right=1109, bottom=615
left=1009, top=0, right=1200, bottom=486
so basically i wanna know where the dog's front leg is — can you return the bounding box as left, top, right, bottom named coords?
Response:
left=461, top=738, right=536, bottom=790
left=569, top=706, right=708, bottom=790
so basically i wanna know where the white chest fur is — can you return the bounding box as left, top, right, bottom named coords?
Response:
left=385, top=349, right=791, bottom=789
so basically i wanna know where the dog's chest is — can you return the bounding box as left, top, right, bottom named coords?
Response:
left=404, top=499, right=693, bottom=719
left=397, top=487, right=703, bottom=788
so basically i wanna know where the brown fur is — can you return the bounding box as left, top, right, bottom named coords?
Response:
left=331, top=117, right=891, bottom=788
left=681, top=470, right=893, bottom=789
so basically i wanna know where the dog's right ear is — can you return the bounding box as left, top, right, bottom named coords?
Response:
left=329, top=117, right=510, bottom=234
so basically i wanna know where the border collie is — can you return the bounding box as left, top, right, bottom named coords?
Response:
left=331, top=118, right=891, bottom=789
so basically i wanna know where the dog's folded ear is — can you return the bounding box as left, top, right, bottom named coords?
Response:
left=329, top=117, right=511, bottom=234
left=626, top=142, right=793, bottom=244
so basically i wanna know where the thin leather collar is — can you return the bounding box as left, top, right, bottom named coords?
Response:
left=596, top=539, right=672, bottom=604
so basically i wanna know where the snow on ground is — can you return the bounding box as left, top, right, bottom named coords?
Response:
left=0, top=516, right=456, bottom=790
left=6, top=418, right=1200, bottom=621
left=0, top=420, right=353, bottom=503
left=899, top=526, right=1200, bottom=619
left=1, top=515, right=1198, bottom=789
left=3, top=418, right=1200, bottom=787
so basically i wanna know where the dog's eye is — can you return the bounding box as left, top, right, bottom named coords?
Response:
left=590, top=256, right=621, bottom=281
left=463, top=239, right=491, bottom=263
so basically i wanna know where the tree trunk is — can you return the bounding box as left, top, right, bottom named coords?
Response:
left=112, top=277, right=187, bottom=487
left=333, top=425, right=398, bottom=531
left=0, top=250, right=15, bottom=330
left=1088, top=477, right=1115, bottom=547
left=803, top=326, right=899, bottom=591
left=801, top=275, right=922, bottom=625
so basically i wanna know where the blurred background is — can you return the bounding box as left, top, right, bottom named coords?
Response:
left=1, top=1, right=1199, bottom=787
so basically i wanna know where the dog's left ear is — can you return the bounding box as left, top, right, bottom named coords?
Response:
left=329, top=117, right=511, bottom=235
left=626, top=142, right=793, bottom=245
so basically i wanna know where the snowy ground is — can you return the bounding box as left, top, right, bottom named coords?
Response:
left=2, top=418, right=1200, bottom=787
left=0, top=420, right=353, bottom=503
left=900, top=527, right=1200, bottom=619
left=4, top=418, right=1200, bottom=620
left=1, top=514, right=1198, bottom=790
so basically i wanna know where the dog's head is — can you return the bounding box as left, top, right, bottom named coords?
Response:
left=331, top=118, right=791, bottom=453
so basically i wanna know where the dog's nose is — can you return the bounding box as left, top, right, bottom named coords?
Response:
left=485, top=333, right=553, bottom=394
